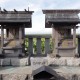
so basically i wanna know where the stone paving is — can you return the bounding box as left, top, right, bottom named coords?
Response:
left=0, top=57, right=80, bottom=80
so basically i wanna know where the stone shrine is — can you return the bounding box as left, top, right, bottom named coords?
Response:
left=43, top=10, right=80, bottom=57
left=0, top=9, right=33, bottom=57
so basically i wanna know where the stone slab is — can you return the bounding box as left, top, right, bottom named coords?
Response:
left=0, top=58, right=29, bottom=67
left=11, top=58, right=20, bottom=67
left=31, top=57, right=48, bottom=70
left=48, top=57, right=80, bottom=67
left=20, top=58, right=28, bottom=66
left=48, top=57, right=67, bottom=66
left=2, top=58, right=10, bottom=66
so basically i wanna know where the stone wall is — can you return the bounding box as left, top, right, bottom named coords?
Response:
left=48, top=57, right=80, bottom=67
left=0, top=58, right=28, bottom=67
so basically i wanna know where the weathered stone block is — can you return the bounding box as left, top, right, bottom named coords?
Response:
left=73, top=59, right=80, bottom=66
left=11, top=58, right=20, bottom=67
left=31, top=57, right=48, bottom=70
left=65, top=58, right=74, bottom=66
left=20, top=58, right=28, bottom=66
left=66, top=58, right=80, bottom=66
left=48, top=57, right=67, bottom=66
left=2, top=58, right=10, bottom=66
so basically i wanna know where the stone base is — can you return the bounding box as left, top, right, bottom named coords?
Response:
left=48, top=57, right=80, bottom=67
left=0, top=58, right=28, bottom=67
left=31, top=57, right=80, bottom=67
left=1, top=57, right=80, bottom=67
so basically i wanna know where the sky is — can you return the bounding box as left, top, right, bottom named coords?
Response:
left=0, top=0, right=80, bottom=34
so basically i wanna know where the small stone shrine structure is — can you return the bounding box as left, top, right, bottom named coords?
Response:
left=0, top=9, right=33, bottom=57
left=43, top=10, right=80, bottom=57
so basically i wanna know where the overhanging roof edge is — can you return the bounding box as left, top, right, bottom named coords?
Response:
left=42, top=9, right=80, bottom=14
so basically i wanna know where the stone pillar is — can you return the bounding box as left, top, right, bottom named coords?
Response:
left=1, top=26, right=4, bottom=48
left=6, top=29, right=9, bottom=38
left=8, top=28, right=15, bottom=39
left=52, top=27, right=58, bottom=56
left=78, top=38, right=80, bottom=56
left=18, top=27, right=23, bottom=55
left=73, top=27, right=76, bottom=55
left=19, top=27, right=22, bottom=45
left=52, top=25, right=55, bottom=40
left=1, top=26, right=4, bottom=54
left=73, top=27, right=76, bottom=47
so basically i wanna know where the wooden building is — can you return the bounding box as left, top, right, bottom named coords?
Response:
left=0, top=9, right=33, bottom=57
left=43, top=10, right=80, bottom=57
